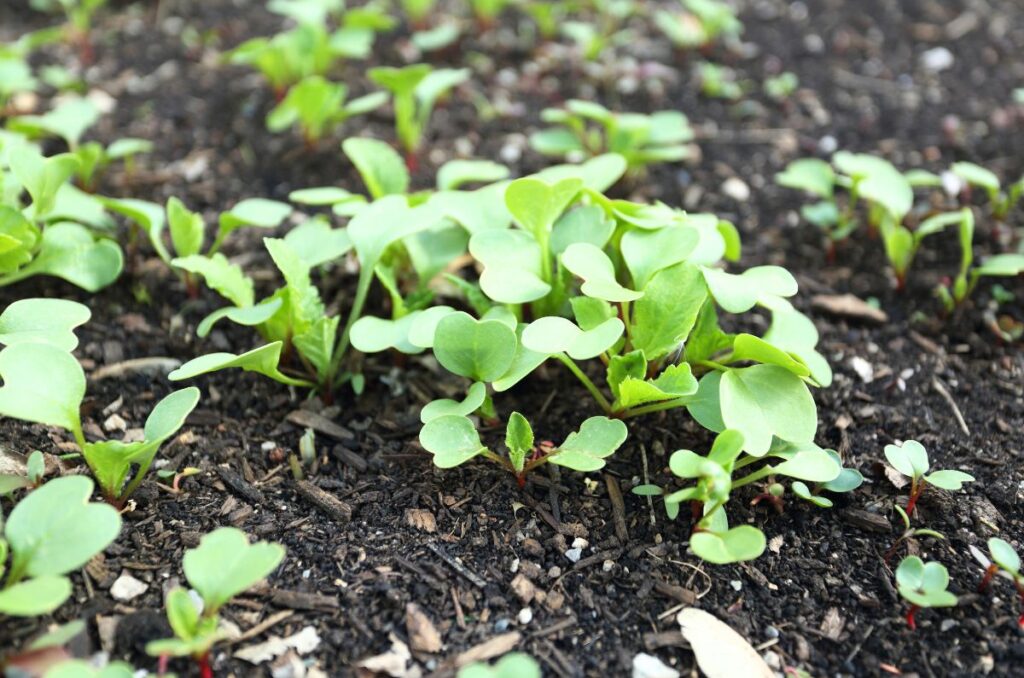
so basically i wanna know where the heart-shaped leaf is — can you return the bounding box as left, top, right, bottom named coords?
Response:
left=0, top=342, right=84, bottom=432
left=504, top=177, right=583, bottom=242
left=433, top=312, right=517, bottom=383
left=770, top=448, right=840, bottom=483
left=421, top=382, right=487, bottom=423
left=884, top=440, right=930, bottom=479
left=535, top=154, right=628, bottom=193
left=408, top=306, right=458, bottom=348
left=184, top=527, right=285, bottom=613
left=0, top=298, right=89, bottom=351
left=719, top=365, right=817, bottom=456
left=436, top=159, right=510, bottom=191
left=168, top=342, right=314, bottom=388
left=469, top=229, right=550, bottom=304
left=5, top=475, right=122, bottom=577
left=924, top=469, right=975, bottom=491
left=762, top=304, right=832, bottom=387
left=350, top=313, right=423, bottom=354
left=521, top=316, right=624, bottom=360
left=690, top=525, right=766, bottom=564
left=792, top=480, right=834, bottom=508
left=549, top=417, right=628, bottom=472
left=550, top=205, right=616, bottom=255
left=621, top=226, right=699, bottom=289
left=0, top=575, right=72, bottom=616
left=282, top=217, right=352, bottom=268
left=775, top=158, right=835, bottom=198
left=561, top=243, right=642, bottom=302
left=989, top=538, right=1021, bottom=575
left=218, top=198, right=292, bottom=238
left=18, top=222, right=122, bottom=292
left=9, top=147, right=79, bottom=216
left=348, top=196, right=443, bottom=270
left=419, top=414, right=488, bottom=468
left=895, top=556, right=957, bottom=608
left=702, top=266, right=797, bottom=313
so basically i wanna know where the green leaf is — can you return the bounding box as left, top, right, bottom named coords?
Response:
left=419, top=415, right=488, bottom=468
left=530, top=127, right=585, bottom=156
left=350, top=313, right=422, bottom=354
left=437, top=160, right=510, bottom=191
left=989, top=538, right=1021, bottom=576
left=791, top=481, right=833, bottom=508
left=433, top=312, right=517, bottom=383
left=0, top=575, right=71, bottom=616
left=884, top=440, right=929, bottom=479
left=16, top=222, right=122, bottom=292
left=45, top=660, right=137, bottom=678
left=0, top=206, right=40, bottom=274
left=550, top=205, right=616, bottom=256
left=172, top=254, right=254, bottom=307
left=8, top=97, right=99, bottom=147
left=8, top=147, right=76, bottom=216
left=687, top=370, right=725, bottom=433
left=0, top=298, right=89, bottom=351
left=167, top=197, right=205, bottom=258
left=5, top=476, right=121, bottom=577
left=219, top=198, right=292, bottom=236
left=469, top=229, right=550, bottom=304
left=924, top=469, right=975, bottom=491
left=184, top=527, right=285, bottom=613
left=421, top=382, right=487, bottom=423
left=621, top=226, right=699, bottom=290
left=730, top=334, right=810, bottom=377
left=616, top=363, right=698, bottom=409
left=762, top=304, right=832, bottom=387
left=168, top=342, right=314, bottom=388
left=294, top=316, right=341, bottom=378
left=770, top=448, right=840, bottom=483
left=534, top=153, right=627, bottom=193
left=521, top=316, right=624, bottom=360
left=702, top=265, right=797, bottom=313
left=895, top=556, right=957, bottom=608
left=0, top=342, right=84, bottom=432
left=570, top=297, right=615, bottom=331
left=719, top=365, right=817, bottom=455
left=348, top=196, right=442, bottom=270
left=407, top=306, right=457, bottom=348
left=561, top=243, right=642, bottom=302
left=196, top=297, right=283, bottom=338
left=164, top=586, right=201, bottom=641
left=690, top=526, right=766, bottom=564
left=775, top=158, right=835, bottom=198
left=504, top=177, right=582, bottom=242
left=505, top=411, right=534, bottom=473
left=101, top=197, right=170, bottom=264
left=549, top=417, right=628, bottom=472
left=631, top=262, right=707, bottom=361
left=289, top=186, right=364, bottom=207
left=342, top=137, right=410, bottom=199
left=951, top=162, right=1000, bottom=193
left=975, top=253, right=1024, bottom=277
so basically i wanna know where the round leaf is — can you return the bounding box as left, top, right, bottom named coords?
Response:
left=690, top=526, right=766, bottom=564
left=0, top=342, right=85, bottom=432
left=419, top=415, right=487, bottom=468
left=433, top=312, right=517, bottom=383
left=183, top=527, right=285, bottom=613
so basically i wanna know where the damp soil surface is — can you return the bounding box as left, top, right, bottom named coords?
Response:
left=1, top=0, right=1023, bottom=676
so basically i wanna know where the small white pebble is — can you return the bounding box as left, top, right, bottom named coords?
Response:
left=517, top=607, right=533, bottom=625
left=721, top=177, right=750, bottom=202
left=261, top=441, right=277, bottom=452
left=110, top=574, right=148, bottom=602
left=730, top=580, right=742, bottom=591
left=571, top=537, right=589, bottom=550
left=565, top=548, right=582, bottom=563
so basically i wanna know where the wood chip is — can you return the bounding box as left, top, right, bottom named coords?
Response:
left=405, top=603, right=442, bottom=653
left=842, top=508, right=892, bottom=533
left=811, top=294, right=888, bottom=324
left=454, top=632, right=521, bottom=667
left=425, top=542, right=487, bottom=589
left=294, top=480, right=352, bottom=523
left=653, top=581, right=697, bottom=605
left=216, top=466, right=266, bottom=505
left=405, top=508, right=437, bottom=533
left=604, top=474, right=628, bottom=542
left=90, top=357, right=181, bottom=381
left=677, top=608, right=772, bottom=678
left=270, top=589, right=339, bottom=611
left=820, top=607, right=845, bottom=640
left=286, top=410, right=354, bottom=441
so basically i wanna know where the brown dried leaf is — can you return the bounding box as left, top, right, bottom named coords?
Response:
left=677, top=608, right=772, bottom=678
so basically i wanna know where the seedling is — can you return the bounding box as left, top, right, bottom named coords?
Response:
left=698, top=62, right=743, bottom=100
left=0, top=299, right=199, bottom=506
left=971, top=537, right=1024, bottom=627
left=401, top=0, right=438, bottom=28
left=951, top=162, right=1024, bottom=220
left=459, top=652, right=541, bottom=678
left=933, top=208, right=1024, bottom=311
left=884, top=503, right=946, bottom=563
left=0, top=476, right=121, bottom=619
left=420, top=412, right=627, bottom=486
left=470, top=0, right=512, bottom=28
left=764, top=72, right=799, bottom=102
left=634, top=433, right=846, bottom=564
left=884, top=440, right=974, bottom=515
left=0, top=450, right=46, bottom=494
left=0, top=140, right=123, bottom=291
left=655, top=0, right=743, bottom=50
left=28, top=0, right=107, bottom=62
left=267, top=75, right=387, bottom=145
left=147, top=528, right=285, bottom=678
left=368, top=63, right=470, bottom=165
left=530, top=100, right=695, bottom=173
left=895, top=555, right=957, bottom=629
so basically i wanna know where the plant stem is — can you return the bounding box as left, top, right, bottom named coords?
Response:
left=619, top=397, right=689, bottom=419
left=905, top=480, right=923, bottom=515
left=732, top=465, right=774, bottom=490
left=556, top=354, right=612, bottom=413
left=329, top=270, right=373, bottom=387
left=905, top=604, right=919, bottom=630
left=978, top=564, right=999, bottom=592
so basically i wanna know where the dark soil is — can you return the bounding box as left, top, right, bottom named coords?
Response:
left=1, top=0, right=1023, bottom=676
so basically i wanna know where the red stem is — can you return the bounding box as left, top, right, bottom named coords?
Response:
left=405, top=152, right=419, bottom=174
left=978, top=564, right=998, bottom=592
left=905, top=604, right=919, bottom=630
left=905, top=483, right=922, bottom=515
left=197, top=653, right=213, bottom=678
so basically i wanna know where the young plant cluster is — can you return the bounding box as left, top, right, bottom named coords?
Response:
left=776, top=153, right=1024, bottom=311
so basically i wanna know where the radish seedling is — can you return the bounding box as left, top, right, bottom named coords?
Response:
left=147, top=528, right=285, bottom=678
left=267, top=75, right=387, bottom=145
left=420, top=412, right=627, bottom=486
left=971, top=537, right=1024, bottom=627
left=0, top=476, right=121, bottom=618
left=530, top=100, right=695, bottom=174
left=368, top=63, right=470, bottom=163
left=951, top=162, right=1024, bottom=220
left=655, top=0, right=743, bottom=50
left=884, top=440, right=974, bottom=515
left=28, top=0, right=106, bottom=62
left=895, top=555, right=957, bottom=629
left=634, top=431, right=843, bottom=563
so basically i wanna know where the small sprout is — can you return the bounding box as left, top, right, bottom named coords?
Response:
left=146, top=528, right=285, bottom=676
left=895, top=555, right=957, bottom=629
left=0, top=476, right=121, bottom=618
left=884, top=439, right=974, bottom=515
left=299, top=428, right=317, bottom=466
left=885, top=503, right=946, bottom=563
left=764, top=72, right=799, bottom=102
left=971, top=537, right=1024, bottom=627
left=655, top=0, right=743, bottom=50
left=267, top=75, right=387, bottom=145
left=698, top=62, right=743, bottom=100
left=951, top=161, right=1024, bottom=220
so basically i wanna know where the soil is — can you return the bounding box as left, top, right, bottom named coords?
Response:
left=1, top=0, right=1023, bottom=676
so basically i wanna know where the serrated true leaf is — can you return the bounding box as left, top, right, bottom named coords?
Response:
left=172, top=254, right=254, bottom=308
left=343, top=137, right=409, bottom=199
left=168, top=342, right=314, bottom=388
left=630, top=262, right=707, bottom=361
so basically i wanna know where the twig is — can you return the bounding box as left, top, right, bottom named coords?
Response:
left=931, top=376, right=970, bottom=435
left=224, top=610, right=294, bottom=646
left=425, top=542, right=487, bottom=589
left=604, top=474, right=628, bottom=542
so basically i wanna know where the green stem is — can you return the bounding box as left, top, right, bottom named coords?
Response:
left=329, top=269, right=372, bottom=387
left=732, top=464, right=774, bottom=490
left=619, top=397, right=689, bottom=419
left=556, top=354, right=612, bottom=412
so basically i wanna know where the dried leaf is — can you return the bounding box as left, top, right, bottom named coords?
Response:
left=677, top=608, right=772, bottom=678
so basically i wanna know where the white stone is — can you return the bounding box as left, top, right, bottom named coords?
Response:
left=722, top=177, right=751, bottom=202
left=517, top=607, right=533, bottom=624
left=632, top=653, right=680, bottom=678
left=110, top=574, right=148, bottom=601
left=920, top=47, right=954, bottom=72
